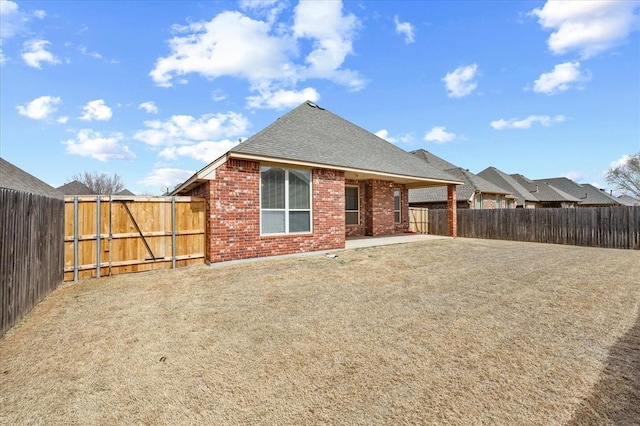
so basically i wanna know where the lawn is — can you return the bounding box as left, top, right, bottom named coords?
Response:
left=1, top=238, right=638, bottom=425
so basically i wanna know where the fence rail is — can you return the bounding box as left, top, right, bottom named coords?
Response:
left=64, top=196, right=206, bottom=281
left=1, top=189, right=64, bottom=336
left=428, top=206, right=640, bottom=249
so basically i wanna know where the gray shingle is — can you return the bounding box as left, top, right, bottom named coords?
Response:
left=0, top=157, right=63, bottom=199
left=477, top=167, right=539, bottom=206
left=231, top=101, right=460, bottom=183
left=57, top=180, right=95, bottom=195
left=410, top=166, right=512, bottom=204
left=535, top=178, right=620, bottom=206
left=511, top=174, right=580, bottom=203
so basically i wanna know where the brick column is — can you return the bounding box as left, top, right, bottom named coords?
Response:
left=447, top=184, right=457, bottom=237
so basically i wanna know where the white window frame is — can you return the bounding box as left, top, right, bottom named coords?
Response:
left=260, top=166, right=313, bottom=235
left=475, top=192, right=483, bottom=210
left=345, top=185, right=360, bottom=225
left=393, top=189, right=401, bottom=224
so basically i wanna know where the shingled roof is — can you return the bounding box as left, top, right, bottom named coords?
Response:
left=229, top=101, right=460, bottom=184
left=409, top=151, right=513, bottom=204
left=477, top=167, right=539, bottom=207
left=535, top=178, right=621, bottom=206
left=511, top=174, right=580, bottom=203
left=0, top=157, right=63, bottom=199
left=57, top=180, right=95, bottom=195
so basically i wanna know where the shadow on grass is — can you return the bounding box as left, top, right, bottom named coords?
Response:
left=567, top=310, right=640, bottom=426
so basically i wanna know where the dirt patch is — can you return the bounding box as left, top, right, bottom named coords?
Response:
left=1, top=238, right=639, bottom=425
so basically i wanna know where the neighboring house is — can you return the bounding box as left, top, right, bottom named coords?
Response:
left=409, top=150, right=515, bottom=209
left=534, top=178, right=621, bottom=207
left=511, top=174, right=580, bottom=208
left=57, top=180, right=95, bottom=195
left=617, top=194, right=640, bottom=206
left=171, top=101, right=462, bottom=264
left=1, top=157, right=63, bottom=199
left=117, top=189, right=136, bottom=196
left=477, top=166, right=541, bottom=208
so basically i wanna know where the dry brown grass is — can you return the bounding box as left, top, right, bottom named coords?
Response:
left=1, top=238, right=639, bottom=425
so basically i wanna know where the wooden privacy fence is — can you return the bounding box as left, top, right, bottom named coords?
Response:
left=1, top=189, right=64, bottom=336
left=65, top=196, right=206, bottom=281
left=409, top=207, right=428, bottom=233
left=428, top=206, right=640, bottom=249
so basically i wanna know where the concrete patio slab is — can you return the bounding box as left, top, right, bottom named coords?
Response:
left=345, top=233, right=450, bottom=250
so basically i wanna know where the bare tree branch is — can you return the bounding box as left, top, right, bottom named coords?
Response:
left=606, top=152, right=640, bottom=198
left=71, top=172, right=125, bottom=194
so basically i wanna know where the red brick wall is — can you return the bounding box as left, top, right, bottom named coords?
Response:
left=363, top=180, right=407, bottom=236
left=203, top=160, right=345, bottom=263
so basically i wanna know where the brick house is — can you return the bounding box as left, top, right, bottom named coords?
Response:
left=409, top=150, right=516, bottom=210
left=172, top=102, right=461, bottom=264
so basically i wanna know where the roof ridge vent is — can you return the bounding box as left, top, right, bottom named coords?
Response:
left=306, top=101, right=324, bottom=110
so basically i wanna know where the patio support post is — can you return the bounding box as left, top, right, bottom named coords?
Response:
left=447, top=184, right=457, bottom=237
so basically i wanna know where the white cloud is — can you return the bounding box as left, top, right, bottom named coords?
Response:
left=533, top=61, right=590, bottom=94
left=159, top=140, right=239, bottom=162
left=33, top=10, right=46, bottom=19
left=57, top=116, right=69, bottom=124
left=16, top=95, right=61, bottom=120
left=211, top=90, right=227, bottom=101
left=80, top=99, right=113, bottom=121
left=138, top=101, right=159, bottom=114
left=78, top=45, right=103, bottom=59
left=63, top=129, right=135, bottom=162
left=246, top=86, right=319, bottom=109
left=530, top=1, right=640, bottom=58
left=134, top=112, right=249, bottom=147
left=424, top=126, right=457, bottom=143
left=394, top=15, right=415, bottom=44
left=442, top=64, right=478, bottom=98
left=150, top=1, right=363, bottom=108
left=490, top=114, right=566, bottom=130
left=21, top=39, right=60, bottom=68
left=0, top=0, right=27, bottom=40
left=610, top=154, right=631, bottom=169
left=375, top=129, right=413, bottom=144
left=292, top=0, right=362, bottom=89
left=138, top=168, right=195, bottom=190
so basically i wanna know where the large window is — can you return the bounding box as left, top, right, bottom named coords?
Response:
left=394, top=189, right=401, bottom=223
left=345, top=186, right=359, bottom=225
left=261, top=166, right=311, bottom=234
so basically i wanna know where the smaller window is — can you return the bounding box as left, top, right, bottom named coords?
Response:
left=345, top=186, right=359, bottom=225
left=475, top=193, right=483, bottom=210
left=496, top=195, right=502, bottom=209
left=394, top=189, right=401, bottom=223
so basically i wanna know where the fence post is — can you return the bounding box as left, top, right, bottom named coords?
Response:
left=73, top=196, right=78, bottom=282
left=96, top=196, right=101, bottom=278
left=172, top=196, right=176, bottom=269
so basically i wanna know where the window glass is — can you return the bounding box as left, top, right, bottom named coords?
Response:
left=394, top=189, right=401, bottom=223
left=289, top=169, right=310, bottom=209
left=261, top=211, right=285, bottom=234
left=289, top=211, right=311, bottom=233
left=261, top=167, right=285, bottom=209
left=345, top=186, right=359, bottom=211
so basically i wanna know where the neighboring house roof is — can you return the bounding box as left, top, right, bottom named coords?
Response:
left=0, top=157, right=63, bottom=199
left=534, top=178, right=621, bottom=206
left=174, top=101, right=462, bottom=194
left=511, top=174, right=580, bottom=203
left=57, top=180, right=95, bottom=195
left=117, top=189, right=136, bottom=196
left=410, top=167, right=513, bottom=204
left=617, top=194, right=640, bottom=206
left=477, top=167, right=540, bottom=206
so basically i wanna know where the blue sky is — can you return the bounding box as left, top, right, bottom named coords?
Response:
left=1, top=0, right=639, bottom=195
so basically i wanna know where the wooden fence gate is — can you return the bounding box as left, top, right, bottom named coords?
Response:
left=64, top=196, right=206, bottom=281
left=409, top=207, right=428, bottom=234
